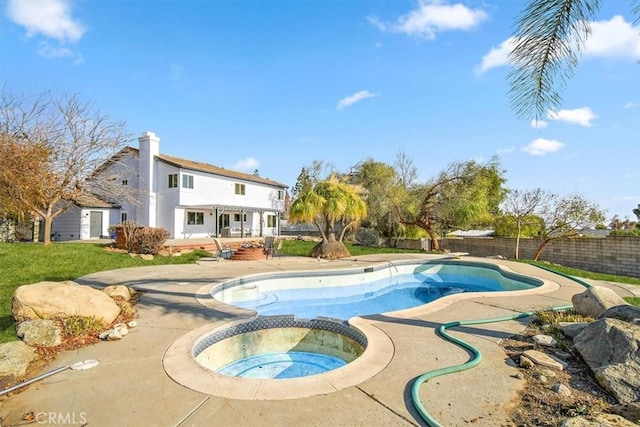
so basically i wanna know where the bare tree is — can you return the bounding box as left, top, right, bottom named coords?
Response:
left=533, top=193, right=604, bottom=260
left=394, top=151, right=418, bottom=188
left=502, top=188, right=546, bottom=259
left=0, top=89, right=135, bottom=245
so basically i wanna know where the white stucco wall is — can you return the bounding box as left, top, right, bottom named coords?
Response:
left=176, top=169, right=285, bottom=212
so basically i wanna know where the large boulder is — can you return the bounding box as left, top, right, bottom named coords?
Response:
left=598, top=305, right=640, bottom=324
left=571, top=286, right=627, bottom=318
left=16, top=319, right=62, bottom=347
left=0, top=341, right=38, bottom=379
left=573, top=318, right=640, bottom=404
left=561, top=413, right=638, bottom=427
left=13, top=281, right=120, bottom=327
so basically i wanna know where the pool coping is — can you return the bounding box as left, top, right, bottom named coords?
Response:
left=162, top=314, right=394, bottom=400
left=164, top=257, right=560, bottom=400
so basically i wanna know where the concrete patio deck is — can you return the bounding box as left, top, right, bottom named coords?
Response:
left=0, top=254, right=637, bottom=427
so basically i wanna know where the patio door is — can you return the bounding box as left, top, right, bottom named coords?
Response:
left=218, top=213, right=230, bottom=236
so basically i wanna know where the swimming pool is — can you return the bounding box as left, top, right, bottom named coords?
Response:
left=212, top=260, right=542, bottom=320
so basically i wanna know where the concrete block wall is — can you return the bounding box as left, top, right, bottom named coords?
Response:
left=441, top=236, right=640, bottom=278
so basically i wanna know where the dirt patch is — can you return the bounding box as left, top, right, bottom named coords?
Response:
left=501, top=313, right=618, bottom=426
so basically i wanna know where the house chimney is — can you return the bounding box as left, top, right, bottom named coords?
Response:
left=138, top=131, right=160, bottom=227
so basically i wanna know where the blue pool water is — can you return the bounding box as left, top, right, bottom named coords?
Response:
left=217, top=351, right=346, bottom=379
left=218, top=261, right=540, bottom=320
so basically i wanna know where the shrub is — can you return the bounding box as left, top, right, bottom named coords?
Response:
left=355, top=227, right=380, bottom=246
left=610, top=228, right=640, bottom=236
left=63, top=316, right=104, bottom=337
left=133, top=227, right=170, bottom=255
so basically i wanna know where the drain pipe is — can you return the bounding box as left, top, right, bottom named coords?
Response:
left=0, top=360, right=100, bottom=397
left=410, top=264, right=592, bottom=426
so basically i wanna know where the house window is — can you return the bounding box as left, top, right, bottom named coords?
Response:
left=234, top=183, right=245, bottom=195
left=168, top=174, right=178, bottom=188
left=182, top=174, right=194, bottom=189
left=234, top=213, right=247, bottom=222
left=277, top=190, right=284, bottom=200
left=122, top=179, right=128, bottom=186
left=267, top=215, right=277, bottom=228
left=187, top=211, right=204, bottom=225
left=121, top=212, right=128, bottom=222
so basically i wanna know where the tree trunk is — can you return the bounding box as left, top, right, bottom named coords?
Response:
left=425, top=227, right=440, bottom=251
left=310, top=233, right=351, bottom=259
left=43, top=215, right=53, bottom=246
left=515, top=234, right=521, bottom=260
left=533, top=239, right=549, bottom=261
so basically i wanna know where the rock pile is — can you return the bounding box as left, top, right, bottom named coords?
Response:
left=0, top=281, right=137, bottom=384
left=569, top=287, right=640, bottom=407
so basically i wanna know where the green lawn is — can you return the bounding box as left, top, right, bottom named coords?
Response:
left=1, top=240, right=637, bottom=343
left=0, top=242, right=210, bottom=343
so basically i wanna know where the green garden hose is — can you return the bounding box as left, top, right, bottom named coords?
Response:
left=410, top=263, right=592, bottom=426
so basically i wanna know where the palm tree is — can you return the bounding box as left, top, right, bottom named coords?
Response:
left=508, top=0, right=639, bottom=120
left=289, top=176, right=367, bottom=259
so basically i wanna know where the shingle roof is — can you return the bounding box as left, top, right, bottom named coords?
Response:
left=122, top=147, right=287, bottom=188
left=157, top=153, right=287, bottom=188
left=74, top=193, right=119, bottom=208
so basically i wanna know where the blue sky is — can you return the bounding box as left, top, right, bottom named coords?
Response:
left=2, top=0, right=639, bottom=221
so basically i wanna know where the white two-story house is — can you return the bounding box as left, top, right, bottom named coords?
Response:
left=51, top=131, right=287, bottom=240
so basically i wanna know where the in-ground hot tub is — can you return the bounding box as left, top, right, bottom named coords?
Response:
left=163, top=315, right=393, bottom=400
left=194, top=316, right=366, bottom=379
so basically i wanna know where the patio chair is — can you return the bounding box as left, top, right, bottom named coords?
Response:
left=264, top=236, right=275, bottom=253
left=213, top=238, right=233, bottom=260
left=272, top=239, right=284, bottom=258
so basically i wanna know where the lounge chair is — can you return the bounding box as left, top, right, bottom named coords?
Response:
left=213, top=238, right=233, bottom=260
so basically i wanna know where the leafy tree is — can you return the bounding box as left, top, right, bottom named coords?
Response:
left=288, top=176, right=367, bottom=258
left=349, top=158, right=407, bottom=241
left=500, top=188, right=547, bottom=259
left=395, top=158, right=506, bottom=251
left=532, top=193, right=605, bottom=260
left=290, top=160, right=332, bottom=200
left=0, top=89, right=134, bottom=245
left=494, top=214, right=544, bottom=239
left=509, top=0, right=640, bottom=120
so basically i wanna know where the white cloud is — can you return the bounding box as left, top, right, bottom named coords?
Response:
left=7, top=0, right=86, bottom=43
left=233, top=157, right=259, bottom=171
left=477, top=16, right=640, bottom=73
left=624, top=101, right=636, bottom=109
left=336, top=90, right=377, bottom=111
left=530, top=119, right=548, bottom=129
left=475, top=37, right=515, bottom=74
left=368, top=0, right=487, bottom=39
left=547, top=107, right=597, bottom=127
left=584, top=15, right=640, bottom=59
left=522, top=138, right=564, bottom=156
